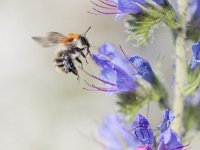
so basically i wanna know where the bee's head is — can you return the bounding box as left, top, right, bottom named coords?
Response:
left=80, top=36, right=90, bottom=48
left=80, top=26, right=91, bottom=48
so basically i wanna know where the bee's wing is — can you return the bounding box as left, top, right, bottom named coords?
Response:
left=47, top=32, right=65, bottom=44
left=32, top=32, right=65, bottom=48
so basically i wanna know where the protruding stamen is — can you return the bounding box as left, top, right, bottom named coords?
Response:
left=83, top=88, right=100, bottom=91
left=84, top=81, right=117, bottom=92
left=90, top=1, right=118, bottom=10
left=119, top=45, right=138, bottom=71
left=82, top=68, right=117, bottom=86
left=102, top=0, right=117, bottom=4
left=97, top=0, right=117, bottom=7
left=92, top=7, right=120, bottom=15
left=87, top=11, right=101, bottom=15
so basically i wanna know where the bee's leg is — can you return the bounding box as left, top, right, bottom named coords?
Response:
left=86, top=47, right=91, bottom=56
left=80, top=52, right=88, bottom=64
left=75, top=57, right=83, bottom=69
left=74, top=47, right=88, bottom=64
left=69, top=67, right=79, bottom=79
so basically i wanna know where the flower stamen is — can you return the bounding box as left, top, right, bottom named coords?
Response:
left=90, top=1, right=118, bottom=10
left=92, top=7, right=121, bottom=15
left=81, top=68, right=117, bottom=86
left=96, top=0, right=117, bottom=8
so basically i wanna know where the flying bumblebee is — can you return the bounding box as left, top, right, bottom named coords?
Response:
left=32, top=27, right=91, bottom=79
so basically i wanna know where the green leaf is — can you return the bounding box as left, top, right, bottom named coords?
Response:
left=183, top=68, right=200, bottom=95
left=126, top=2, right=179, bottom=46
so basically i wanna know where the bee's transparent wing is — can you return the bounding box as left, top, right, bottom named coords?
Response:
left=32, top=32, right=65, bottom=47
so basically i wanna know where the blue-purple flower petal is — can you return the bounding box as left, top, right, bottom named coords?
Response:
left=131, top=114, right=154, bottom=147
left=117, top=0, right=146, bottom=14
left=129, top=56, right=155, bottom=83
left=157, top=128, right=183, bottom=150
left=157, top=109, right=175, bottom=132
left=91, top=43, right=137, bottom=93
left=189, top=40, right=200, bottom=72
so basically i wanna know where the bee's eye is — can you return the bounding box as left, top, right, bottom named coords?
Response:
left=80, top=36, right=90, bottom=47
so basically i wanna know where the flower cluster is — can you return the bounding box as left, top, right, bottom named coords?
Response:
left=97, top=110, right=185, bottom=150
left=86, top=43, right=157, bottom=94
left=89, top=0, right=170, bottom=20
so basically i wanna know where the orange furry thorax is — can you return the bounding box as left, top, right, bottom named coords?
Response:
left=59, top=33, right=80, bottom=45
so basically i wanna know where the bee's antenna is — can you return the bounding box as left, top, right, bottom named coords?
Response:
left=84, top=26, right=92, bottom=36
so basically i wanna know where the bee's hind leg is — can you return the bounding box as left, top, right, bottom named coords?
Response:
left=69, top=68, right=79, bottom=80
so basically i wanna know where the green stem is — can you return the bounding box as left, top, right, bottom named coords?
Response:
left=172, top=0, right=188, bottom=136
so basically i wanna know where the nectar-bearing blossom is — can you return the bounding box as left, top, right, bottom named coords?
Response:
left=89, top=43, right=137, bottom=93
left=189, top=40, right=200, bottom=72
left=157, top=110, right=184, bottom=150
left=96, top=114, right=137, bottom=150
left=89, top=0, right=170, bottom=20
left=130, top=114, right=154, bottom=149
left=96, top=110, right=186, bottom=150
left=89, top=0, right=147, bottom=20
left=157, top=109, right=175, bottom=132
left=87, top=42, right=168, bottom=108
left=129, top=56, right=155, bottom=83
left=89, top=43, right=159, bottom=93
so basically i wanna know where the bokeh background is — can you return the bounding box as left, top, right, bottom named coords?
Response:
left=0, top=0, right=199, bottom=150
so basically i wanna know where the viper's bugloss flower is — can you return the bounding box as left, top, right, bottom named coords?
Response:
left=189, top=40, right=200, bottom=72
left=157, top=110, right=185, bottom=150
left=129, top=56, right=155, bottom=83
left=87, top=43, right=137, bottom=93
left=157, top=128, right=184, bottom=150
left=89, top=0, right=147, bottom=20
left=96, top=114, right=137, bottom=150
left=157, top=109, right=175, bottom=132
left=130, top=114, right=154, bottom=148
left=89, top=0, right=171, bottom=20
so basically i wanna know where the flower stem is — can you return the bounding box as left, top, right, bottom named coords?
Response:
left=172, top=0, right=188, bottom=135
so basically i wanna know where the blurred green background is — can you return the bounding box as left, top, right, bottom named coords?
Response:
left=1, top=0, right=199, bottom=149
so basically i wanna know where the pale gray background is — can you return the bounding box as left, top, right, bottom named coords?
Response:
left=0, top=0, right=199, bottom=150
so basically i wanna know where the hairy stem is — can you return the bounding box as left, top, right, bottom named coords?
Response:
left=172, top=0, right=188, bottom=135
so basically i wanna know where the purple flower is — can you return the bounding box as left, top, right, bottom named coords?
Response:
left=130, top=114, right=154, bottom=148
left=86, top=43, right=137, bottom=93
left=157, top=128, right=183, bottom=150
left=89, top=0, right=171, bottom=20
left=157, top=109, right=175, bottom=132
left=129, top=56, right=155, bottom=83
left=89, top=0, right=147, bottom=20
left=96, top=114, right=137, bottom=150
left=157, top=110, right=185, bottom=150
left=189, top=40, right=200, bottom=72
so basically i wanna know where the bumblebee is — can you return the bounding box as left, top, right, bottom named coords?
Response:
left=32, top=27, right=91, bottom=78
